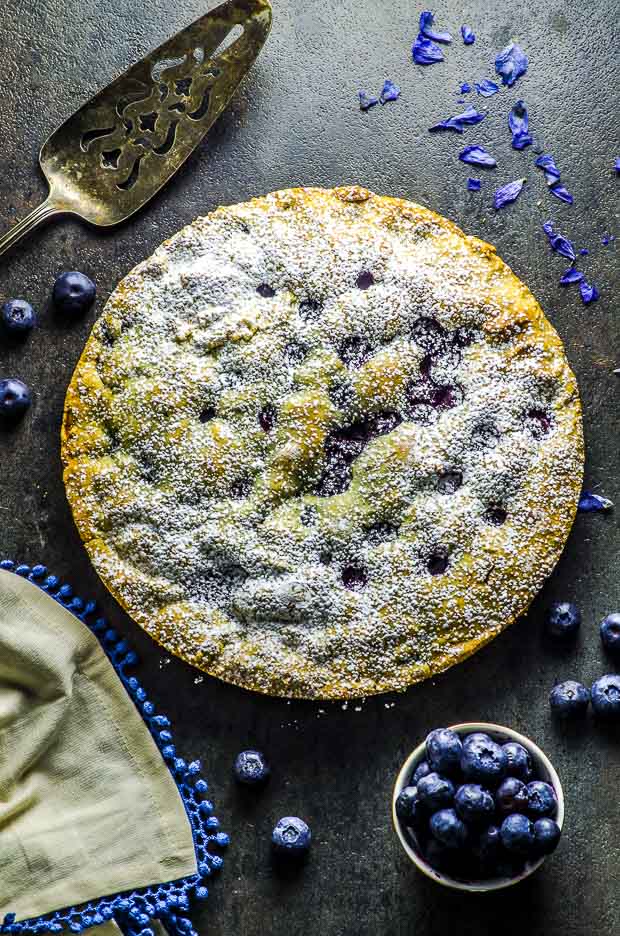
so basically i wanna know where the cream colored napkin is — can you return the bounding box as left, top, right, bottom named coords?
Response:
left=0, top=570, right=197, bottom=924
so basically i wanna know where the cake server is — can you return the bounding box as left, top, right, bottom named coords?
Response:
left=0, top=0, right=272, bottom=259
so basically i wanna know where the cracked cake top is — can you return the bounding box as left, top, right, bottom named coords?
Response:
left=62, top=186, right=584, bottom=699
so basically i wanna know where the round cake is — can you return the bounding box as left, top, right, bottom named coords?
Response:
left=61, top=186, right=584, bottom=700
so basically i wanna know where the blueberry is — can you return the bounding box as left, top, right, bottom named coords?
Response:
left=549, top=680, right=590, bottom=719
left=502, top=742, right=533, bottom=781
left=496, top=777, right=529, bottom=814
left=416, top=772, right=455, bottom=812
left=395, top=785, right=424, bottom=831
left=460, top=736, right=508, bottom=786
left=425, top=728, right=463, bottom=777
left=454, top=784, right=495, bottom=825
left=462, top=731, right=493, bottom=749
left=532, top=818, right=562, bottom=856
left=475, top=824, right=502, bottom=863
left=526, top=781, right=557, bottom=819
left=1, top=299, right=36, bottom=335
left=52, top=271, right=96, bottom=316
left=233, top=749, right=270, bottom=785
left=0, top=378, right=31, bottom=422
left=590, top=674, right=620, bottom=720
left=500, top=813, right=535, bottom=855
left=271, top=817, right=311, bottom=856
left=429, top=808, right=468, bottom=849
left=411, top=760, right=432, bottom=784
left=600, top=613, right=620, bottom=656
left=546, top=601, right=581, bottom=639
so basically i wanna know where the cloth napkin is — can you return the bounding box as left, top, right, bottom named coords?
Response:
left=0, top=569, right=198, bottom=932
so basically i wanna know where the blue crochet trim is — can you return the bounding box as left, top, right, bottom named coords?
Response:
left=0, top=560, right=229, bottom=936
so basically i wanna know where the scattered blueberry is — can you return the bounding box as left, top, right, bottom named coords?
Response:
left=1, top=299, right=36, bottom=335
left=496, top=777, right=529, bottom=814
left=460, top=736, right=508, bottom=785
left=590, top=674, right=620, bottom=720
left=545, top=601, right=581, bottom=639
left=271, top=817, right=311, bottom=856
left=412, top=760, right=432, bottom=784
left=549, top=680, right=590, bottom=719
left=502, top=742, right=533, bottom=781
left=532, top=818, right=562, bottom=855
left=429, top=808, right=468, bottom=849
left=426, top=728, right=463, bottom=776
left=233, top=749, right=270, bottom=785
left=500, top=813, right=535, bottom=854
left=600, top=613, right=620, bottom=656
left=526, top=781, right=557, bottom=819
left=417, top=771, right=455, bottom=811
left=454, top=784, right=494, bottom=824
left=0, top=378, right=32, bottom=423
left=52, top=271, right=96, bottom=316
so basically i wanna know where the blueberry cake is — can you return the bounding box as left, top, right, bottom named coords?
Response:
left=61, top=186, right=584, bottom=699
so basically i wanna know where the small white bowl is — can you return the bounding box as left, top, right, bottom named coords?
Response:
left=392, top=722, right=564, bottom=893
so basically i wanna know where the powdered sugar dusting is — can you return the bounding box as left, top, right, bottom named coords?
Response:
left=61, top=187, right=584, bottom=699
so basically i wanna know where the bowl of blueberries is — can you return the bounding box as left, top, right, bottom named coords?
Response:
left=392, top=723, right=564, bottom=892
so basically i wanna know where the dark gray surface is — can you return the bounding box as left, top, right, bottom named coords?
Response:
left=1, top=1, right=619, bottom=933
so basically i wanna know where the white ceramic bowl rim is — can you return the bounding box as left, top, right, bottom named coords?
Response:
left=392, top=722, right=565, bottom=893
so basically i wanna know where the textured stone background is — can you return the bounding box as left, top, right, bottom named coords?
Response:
left=0, top=1, right=619, bottom=933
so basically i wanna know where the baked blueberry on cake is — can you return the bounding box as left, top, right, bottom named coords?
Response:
left=61, top=186, right=584, bottom=699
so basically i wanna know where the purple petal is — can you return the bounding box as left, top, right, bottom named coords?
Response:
left=559, top=268, right=584, bottom=285
left=412, top=33, right=444, bottom=64
left=379, top=79, right=401, bottom=104
left=550, top=184, right=574, bottom=204
left=535, top=154, right=561, bottom=185
left=475, top=79, right=500, bottom=97
left=580, top=248, right=589, bottom=256
left=494, top=178, right=526, bottom=209
left=460, top=82, right=472, bottom=93
left=467, top=177, right=481, bottom=191
left=358, top=89, right=379, bottom=111
left=458, top=144, right=497, bottom=167
left=429, top=105, right=486, bottom=133
left=601, top=234, right=614, bottom=245
left=580, top=280, right=600, bottom=304
left=508, top=100, right=533, bottom=150
left=495, top=42, right=528, bottom=87
left=615, top=157, right=620, bottom=173
left=578, top=491, right=613, bottom=512
left=542, top=222, right=576, bottom=261
left=419, top=11, right=452, bottom=43
left=461, top=25, right=475, bottom=44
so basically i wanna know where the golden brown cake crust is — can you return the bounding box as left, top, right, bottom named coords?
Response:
left=61, top=187, right=584, bottom=699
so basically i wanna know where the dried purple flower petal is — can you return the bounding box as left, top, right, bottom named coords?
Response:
left=580, top=280, right=600, bottom=304
left=358, top=89, right=379, bottom=111
left=475, top=79, right=500, bottom=97
left=494, top=178, right=526, bottom=209
left=535, top=154, right=561, bottom=186
left=495, top=42, right=528, bottom=87
left=542, top=222, right=576, bottom=262
left=580, top=248, right=589, bottom=256
left=459, top=144, right=497, bottom=168
left=429, top=104, right=486, bottom=133
left=419, top=11, right=452, bottom=43
left=508, top=100, right=533, bottom=150
left=461, top=25, right=475, bottom=44
left=380, top=79, right=401, bottom=104
left=412, top=33, right=444, bottom=64
left=467, top=177, right=481, bottom=191
left=615, top=157, right=620, bottom=173
left=560, top=268, right=583, bottom=285
left=601, top=234, right=614, bottom=245
left=578, top=491, right=613, bottom=512
left=460, top=82, right=472, bottom=93
left=550, top=185, right=574, bottom=204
